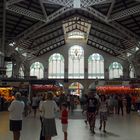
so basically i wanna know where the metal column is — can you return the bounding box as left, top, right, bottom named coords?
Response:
left=1, top=0, right=6, bottom=67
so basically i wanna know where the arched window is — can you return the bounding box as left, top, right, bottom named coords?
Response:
left=5, top=62, right=13, bottom=78
left=30, top=62, right=44, bottom=79
left=129, top=64, right=135, bottom=78
left=68, top=45, right=84, bottom=79
left=88, top=53, right=104, bottom=79
left=48, top=53, right=64, bottom=79
left=19, top=64, right=24, bottom=78
left=109, top=62, right=123, bottom=79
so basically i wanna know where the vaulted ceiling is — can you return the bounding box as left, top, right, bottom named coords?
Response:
left=1, top=0, right=140, bottom=60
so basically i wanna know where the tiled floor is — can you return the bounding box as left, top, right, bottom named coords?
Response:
left=0, top=111, right=140, bottom=140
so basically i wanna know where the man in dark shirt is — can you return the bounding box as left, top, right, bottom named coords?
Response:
left=0, top=95, right=5, bottom=111
left=118, top=95, right=123, bottom=116
left=126, top=95, right=132, bottom=114
left=87, top=91, right=98, bottom=134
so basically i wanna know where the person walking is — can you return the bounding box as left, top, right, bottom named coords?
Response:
left=0, top=94, right=1, bottom=111
left=31, top=94, right=39, bottom=118
left=118, top=95, right=123, bottom=116
left=39, top=94, right=46, bottom=140
left=8, top=92, right=25, bottom=140
left=60, top=103, right=68, bottom=140
left=21, top=94, right=29, bottom=117
left=0, top=94, right=5, bottom=111
left=126, top=94, right=132, bottom=114
left=87, top=91, right=98, bottom=134
left=99, top=95, right=108, bottom=133
left=41, top=92, right=59, bottom=140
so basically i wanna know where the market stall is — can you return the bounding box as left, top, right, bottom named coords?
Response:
left=96, top=86, right=140, bottom=95
left=31, top=84, right=64, bottom=96
left=0, top=87, right=15, bottom=110
left=0, top=87, right=14, bottom=102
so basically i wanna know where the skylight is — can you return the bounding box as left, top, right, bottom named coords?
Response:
left=22, top=53, right=27, bottom=57
left=63, top=16, right=91, bottom=41
left=136, top=47, right=139, bottom=51
left=67, top=31, right=85, bottom=39
left=127, top=52, right=132, bottom=57
left=9, top=42, right=15, bottom=47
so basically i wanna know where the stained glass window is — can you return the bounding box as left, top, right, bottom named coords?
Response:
left=129, top=64, right=135, bottom=78
left=88, top=53, right=104, bottom=79
left=68, top=45, right=84, bottom=79
left=19, top=64, right=24, bottom=78
left=30, top=62, right=44, bottom=79
left=5, top=62, right=13, bottom=78
left=109, top=62, right=123, bottom=79
left=48, top=53, right=64, bottom=79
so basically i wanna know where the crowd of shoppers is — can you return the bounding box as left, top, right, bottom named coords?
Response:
left=7, top=89, right=138, bottom=140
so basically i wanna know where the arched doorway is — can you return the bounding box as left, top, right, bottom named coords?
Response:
left=68, top=82, right=84, bottom=97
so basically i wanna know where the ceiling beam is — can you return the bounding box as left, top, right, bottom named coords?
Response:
left=135, top=0, right=140, bottom=3
left=91, top=21, right=124, bottom=40
left=64, top=22, right=88, bottom=30
left=2, top=0, right=6, bottom=63
left=65, top=27, right=87, bottom=34
left=106, top=0, right=116, bottom=19
left=88, top=36, right=126, bottom=59
left=36, top=36, right=64, bottom=53
left=37, top=40, right=65, bottom=56
left=88, top=39, right=130, bottom=61
left=90, top=28, right=121, bottom=46
left=32, top=29, right=63, bottom=48
left=63, top=14, right=92, bottom=24
left=6, top=0, right=25, bottom=6
left=43, top=0, right=112, bottom=8
left=16, top=7, right=72, bottom=39
left=109, top=21, right=139, bottom=41
left=81, top=6, right=140, bottom=42
left=6, top=5, right=45, bottom=21
left=30, top=22, right=62, bottom=40
left=39, top=0, right=48, bottom=20
left=66, top=14, right=129, bottom=41
left=88, top=35, right=124, bottom=52
left=109, top=4, right=140, bottom=21
left=42, top=0, right=73, bottom=7
left=87, top=40, right=117, bottom=56
left=29, top=15, right=82, bottom=40
left=82, top=6, right=107, bottom=21
left=80, top=0, right=112, bottom=7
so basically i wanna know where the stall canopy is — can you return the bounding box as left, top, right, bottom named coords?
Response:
left=31, top=84, right=63, bottom=91
left=97, top=86, right=140, bottom=95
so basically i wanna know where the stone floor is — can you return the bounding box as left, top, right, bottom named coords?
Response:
left=0, top=111, right=140, bottom=140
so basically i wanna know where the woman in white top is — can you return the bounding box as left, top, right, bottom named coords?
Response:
left=8, top=92, right=25, bottom=140
left=41, top=92, right=59, bottom=140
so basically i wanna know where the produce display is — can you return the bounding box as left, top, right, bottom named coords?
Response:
left=0, top=87, right=14, bottom=101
